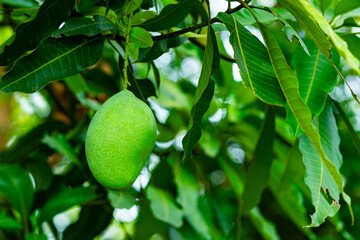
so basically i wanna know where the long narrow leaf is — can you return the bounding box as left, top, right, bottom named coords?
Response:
left=277, top=0, right=332, bottom=58
left=174, top=169, right=211, bottom=239
left=299, top=102, right=343, bottom=227
left=182, top=79, right=215, bottom=163
left=294, top=0, right=360, bottom=77
left=182, top=26, right=219, bottom=164
left=259, top=23, right=344, bottom=195
left=0, top=0, right=75, bottom=66
left=288, top=40, right=340, bottom=137
left=52, top=16, right=115, bottom=38
left=241, top=106, right=275, bottom=212
left=39, top=186, right=96, bottom=223
left=268, top=8, right=309, bottom=55
left=146, top=186, right=184, bottom=228
left=0, top=36, right=105, bottom=93
left=217, top=13, right=285, bottom=106
left=278, top=0, right=360, bottom=103
left=0, top=166, right=34, bottom=217
left=140, top=0, right=195, bottom=32
left=249, top=207, right=280, bottom=240
left=270, top=160, right=315, bottom=237
left=331, top=98, right=360, bottom=155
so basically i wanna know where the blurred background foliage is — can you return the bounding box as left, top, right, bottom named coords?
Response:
left=0, top=0, right=359, bottom=239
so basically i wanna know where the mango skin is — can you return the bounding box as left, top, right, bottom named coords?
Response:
left=85, top=90, right=157, bottom=190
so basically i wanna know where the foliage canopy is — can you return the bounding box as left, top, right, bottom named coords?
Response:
left=0, top=0, right=360, bottom=239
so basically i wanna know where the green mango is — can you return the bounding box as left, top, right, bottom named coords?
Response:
left=85, top=90, right=157, bottom=190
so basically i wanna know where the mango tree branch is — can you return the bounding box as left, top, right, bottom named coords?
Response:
left=111, top=4, right=245, bottom=42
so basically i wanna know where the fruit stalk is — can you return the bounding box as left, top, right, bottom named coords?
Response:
left=123, top=0, right=134, bottom=89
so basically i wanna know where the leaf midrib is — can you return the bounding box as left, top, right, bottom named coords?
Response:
left=313, top=153, right=324, bottom=225
left=294, top=49, right=320, bottom=136
left=233, top=16, right=254, bottom=92
left=131, top=30, right=152, bottom=46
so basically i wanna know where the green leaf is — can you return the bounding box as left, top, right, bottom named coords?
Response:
left=277, top=0, right=332, bottom=59
left=128, top=0, right=143, bottom=12
left=0, top=165, right=34, bottom=216
left=128, top=78, right=157, bottom=102
left=182, top=80, right=215, bottom=164
left=278, top=141, right=307, bottom=192
left=331, top=8, right=360, bottom=28
left=38, top=186, right=96, bottom=223
left=218, top=158, right=244, bottom=198
left=62, top=205, right=113, bottom=240
left=75, top=0, right=99, bottom=13
left=65, top=74, right=101, bottom=111
left=138, top=40, right=168, bottom=62
left=0, top=36, right=105, bottom=93
left=10, top=7, right=40, bottom=20
left=107, top=190, right=137, bottom=209
left=334, top=0, right=360, bottom=15
left=288, top=40, right=339, bottom=137
left=260, top=23, right=344, bottom=196
left=174, top=169, right=211, bottom=239
left=64, top=74, right=88, bottom=94
left=217, top=12, right=285, bottom=106
left=25, top=159, right=53, bottom=191
left=269, top=160, right=315, bottom=237
left=1, top=0, right=39, bottom=8
left=249, top=207, right=280, bottom=240
left=269, top=8, right=310, bottom=55
left=82, top=6, right=118, bottom=25
left=154, top=78, right=191, bottom=110
left=140, top=0, right=195, bottom=32
left=52, top=16, right=115, bottom=38
left=331, top=98, right=360, bottom=155
left=133, top=11, right=157, bottom=25
left=146, top=185, right=184, bottom=228
left=181, top=26, right=218, bottom=164
left=241, top=106, right=275, bottom=212
left=0, top=213, right=22, bottom=230
left=299, top=102, right=343, bottom=227
left=0, top=121, right=67, bottom=164
left=25, top=233, right=47, bottom=240
left=296, top=0, right=360, bottom=77
left=151, top=61, right=160, bottom=89
left=233, top=8, right=294, bottom=26
left=41, top=133, right=81, bottom=166
left=342, top=35, right=360, bottom=61
left=130, top=27, right=153, bottom=48
left=191, top=0, right=208, bottom=23
left=313, top=0, right=341, bottom=14
left=0, top=0, right=75, bottom=66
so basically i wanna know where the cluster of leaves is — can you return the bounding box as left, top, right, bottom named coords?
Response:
left=0, top=0, right=360, bottom=239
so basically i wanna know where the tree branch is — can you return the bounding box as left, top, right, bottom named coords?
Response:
left=109, top=4, right=245, bottom=42
left=152, top=4, right=244, bottom=41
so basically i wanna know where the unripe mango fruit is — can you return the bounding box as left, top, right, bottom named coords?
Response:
left=85, top=90, right=157, bottom=190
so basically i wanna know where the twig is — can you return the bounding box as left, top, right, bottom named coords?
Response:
left=109, top=4, right=245, bottom=42
left=123, top=0, right=134, bottom=89
left=152, top=4, right=244, bottom=41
